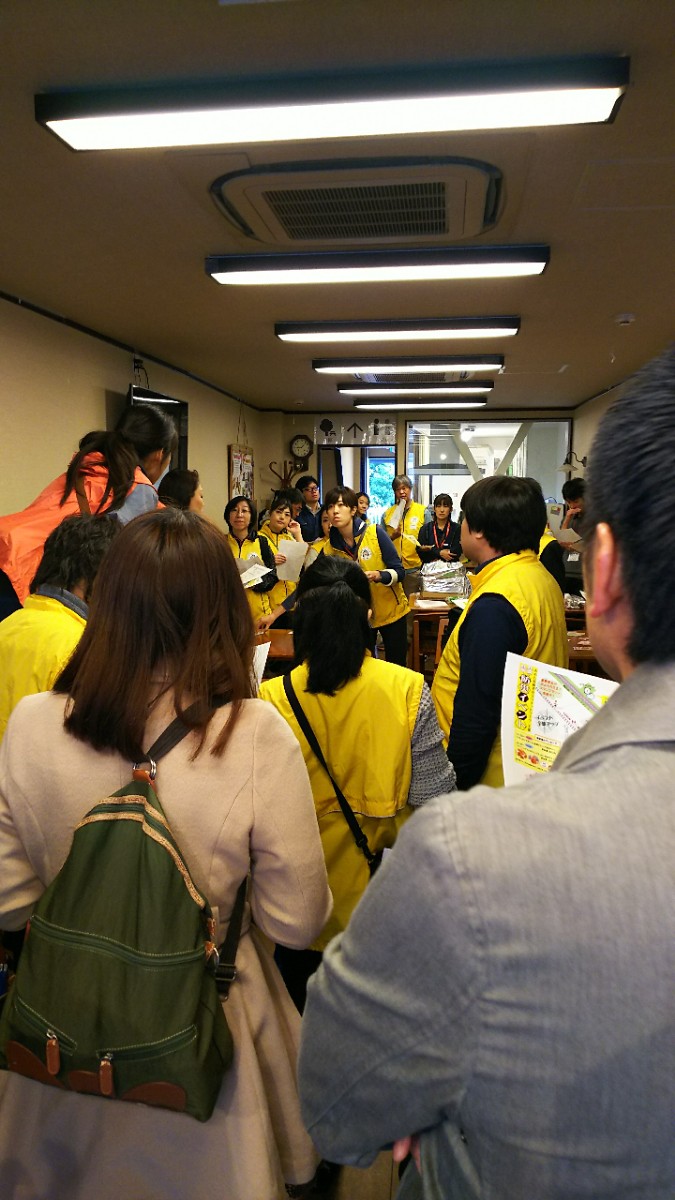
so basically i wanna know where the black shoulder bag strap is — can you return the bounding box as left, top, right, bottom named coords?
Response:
left=141, top=712, right=247, bottom=1000
left=282, top=674, right=381, bottom=876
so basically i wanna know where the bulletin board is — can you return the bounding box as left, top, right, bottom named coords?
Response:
left=228, top=444, right=254, bottom=500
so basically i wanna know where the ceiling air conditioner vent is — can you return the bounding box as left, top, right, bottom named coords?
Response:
left=210, top=157, right=501, bottom=246
left=364, top=371, right=449, bottom=384
left=262, top=181, right=447, bottom=240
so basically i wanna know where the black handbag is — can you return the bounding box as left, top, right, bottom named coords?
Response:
left=250, top=534, right=278, bottom=594
left=282, top=675, right=382, bottom=877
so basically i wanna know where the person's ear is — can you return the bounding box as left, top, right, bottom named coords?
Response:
left=586, top=523, right=624, bottom=618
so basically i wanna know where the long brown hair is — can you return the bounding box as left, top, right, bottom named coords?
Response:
left=54, top=508, right=254, bottom=759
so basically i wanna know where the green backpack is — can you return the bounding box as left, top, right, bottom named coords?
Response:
left=0, top=716, right=245, bottom=1122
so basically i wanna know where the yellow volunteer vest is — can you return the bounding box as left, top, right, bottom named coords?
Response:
left=538, top=527, right=557, bottom=556
left=260, top=657, right=424, bottom=949
left=383, top=501, right=426, bottom=570
left=227, top=532, right=273, bottom=620
left=259, top=521, right=299, bottom=608
left=323, top=523, right=408, bottom=629
left=431, top=550, right=568, bottom=788
left=0, top=595, right=86, bottom=738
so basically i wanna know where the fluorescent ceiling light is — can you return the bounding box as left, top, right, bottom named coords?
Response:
left=354, top=402, right=488, bottom=411
left=276, top=318, right=521, bottom=342
left=35, top=58, right=628, bottom=150
left=313, top=354, right=504, bottom=374
left=207, top=247, right=549, bottom=286
left=339, top=381, right=494, bottom=396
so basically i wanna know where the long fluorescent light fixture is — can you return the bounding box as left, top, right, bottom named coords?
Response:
left=207, top=246, right=549, bottom=286
left=339, top=381, right=494, bottom=397
left=314, top=354, right=504, bottom=375
left=276, top=317, right=521, bottom=342
left=35, top=57, right=628, bottom=150
left=353, top=402, right=488, bottom=411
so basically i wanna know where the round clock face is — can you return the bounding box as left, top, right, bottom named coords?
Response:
left=290, top=434, right=313, bottom=459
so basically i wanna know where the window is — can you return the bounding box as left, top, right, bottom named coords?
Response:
left=406, top=419, right=570, bottom=511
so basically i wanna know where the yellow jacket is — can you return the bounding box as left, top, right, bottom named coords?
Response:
left=383, top=501, right=426, bottom=570
left=227, top=532, right=274, bottom=621
left=259, top=521, right=300, bottom=608
left=260, top=657, right=424, bottom=949
left=539, top=527, right=557, bottom=555
left=432, top=551, right=568, bottom=787
left=323, top=523, right=408, bottom=629
left=0, top=594, right=86, bottom=738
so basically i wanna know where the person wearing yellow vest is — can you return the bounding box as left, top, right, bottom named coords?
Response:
left=259, top=496, right=305, bottom=625
left=0, top=513, right=119, bottom=739
left=260, top=555, right=455, bottom=1012
left=538, top=525, right=565, bottom=593
left=432, top=476, right=568, bottom=790
left=224, top=495, right=277, bottom=626
left=323, top=486, right=409, bottom=667
left=382, top=474, right=427, bottom=596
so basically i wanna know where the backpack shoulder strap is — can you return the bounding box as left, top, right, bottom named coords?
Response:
left=141, top=706, right=247, bottom=997
left=282, top=673, right=377, bottom=870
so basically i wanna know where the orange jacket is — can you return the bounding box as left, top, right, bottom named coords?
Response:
left=0, top=453, right=152, bottom=603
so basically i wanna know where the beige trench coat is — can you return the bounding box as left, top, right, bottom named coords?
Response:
left=0, top=691, right=332, bottom=1200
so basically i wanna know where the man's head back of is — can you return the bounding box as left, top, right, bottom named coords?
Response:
left=584, top=345, right=675, bottom=675
left=461, top=476, right=546, bottom=563
left=30, top=514, right=120, bottom=603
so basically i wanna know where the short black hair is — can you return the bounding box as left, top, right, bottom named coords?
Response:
left=31, top=514, right=120, bottom=598
left=461, top=476, right=546, bottom=554
left=157, top=468, right=200, bottom=510
left=324, top=486, right=358, bottom=510
left=273, top=487, right=304, bottom=507
left=294, top=556, right=372, bottom=695
left=223, top=495, right=257, bottom=539
left=434, top=493, right=453, bottom=509
left=585, top=345, right=675, bottom=663
left=296, top=475, right=318, bottom=491
left=562, top=477, right=586, bottom=503
left=269, top=496, right=292, bottom=514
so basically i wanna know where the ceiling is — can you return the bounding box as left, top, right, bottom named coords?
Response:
left=1, top=0, right=673, bottom=416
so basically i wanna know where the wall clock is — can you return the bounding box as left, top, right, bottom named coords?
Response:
left=289, top=433, right=313, bottom=462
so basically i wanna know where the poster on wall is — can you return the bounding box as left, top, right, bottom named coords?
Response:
left=228, top=444, right=254, bottom=500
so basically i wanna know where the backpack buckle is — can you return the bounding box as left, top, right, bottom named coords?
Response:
left=214, top=962, right=238, bottom=996
left=132, top=757, right=157, bottom=782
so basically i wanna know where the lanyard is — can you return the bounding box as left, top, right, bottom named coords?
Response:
left=342, top=525, right=368, bottom=560
left=432, top=522, right=450, bottom=550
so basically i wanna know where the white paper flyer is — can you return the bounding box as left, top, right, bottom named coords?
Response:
left=501, top=652, right=619, bottom=786
left=275, top=539, right=309, bottom=582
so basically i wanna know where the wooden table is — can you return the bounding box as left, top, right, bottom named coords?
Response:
left=253, top=628, right=293, bottom=676
left=564, top=601, right=587, bottom=630
left=567, top=631, right=608, bottom=677
left=409, top=596, right=460, bottom=678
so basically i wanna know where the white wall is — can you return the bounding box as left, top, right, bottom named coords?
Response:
left=572, top=381, right=628, bottom=469
left=0, top=299, right=282, bottom=528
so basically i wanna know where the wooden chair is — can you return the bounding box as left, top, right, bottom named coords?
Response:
left=435, top=617, right=449, bottom=667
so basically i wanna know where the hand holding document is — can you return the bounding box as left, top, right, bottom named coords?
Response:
left=501, top=652, right=618, bottom=786
left=275, top=539, right=309, bottom=581
left=235, top=554, right=271, bottom=589
left=557, top=527, right=583, bottom=545
left=387, top=499, right=406, bottom=532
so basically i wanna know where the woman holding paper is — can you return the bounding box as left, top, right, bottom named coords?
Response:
left=224, top=496, right=278, bottom=627
left=259, top=497, right=307, bottom=626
